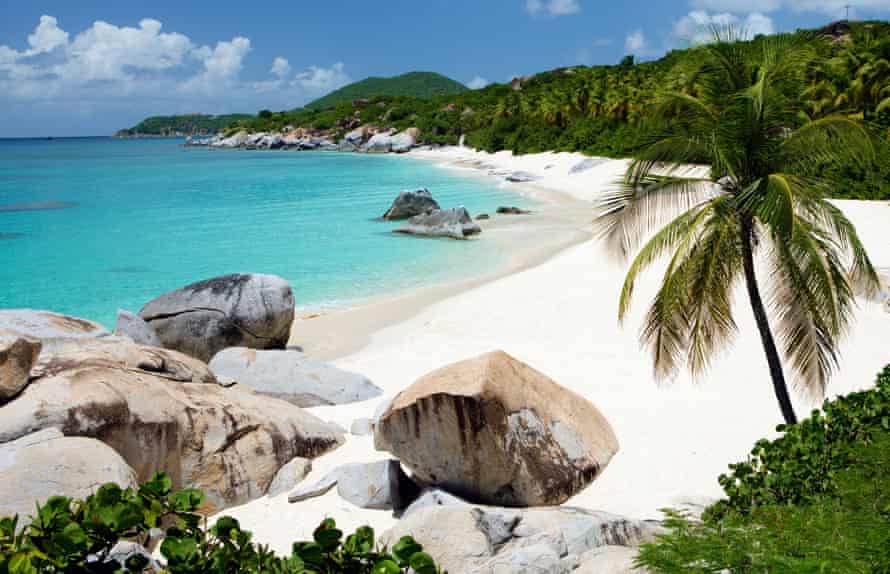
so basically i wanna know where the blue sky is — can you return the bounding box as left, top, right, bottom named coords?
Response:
left=1, top=0, right=887, bottom=137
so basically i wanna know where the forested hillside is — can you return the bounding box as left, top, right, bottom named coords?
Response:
left=303, top=72, right=467, bottom=110
left=116, top=114, right=253, bottom=137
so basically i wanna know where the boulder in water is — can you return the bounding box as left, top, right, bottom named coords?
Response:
left=382, top=188, right=441, bottom=220
left=0, top=309, right=109, bottom=354
left=138, top=273, right=295, bottom=362
left=394, top=207, right=482, bottom=240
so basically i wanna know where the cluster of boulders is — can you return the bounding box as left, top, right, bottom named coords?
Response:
left=0, top=273, right=388, bottom=517
left=0, top=273, right=651, bottom=571
left=284, top=350, right=649, bottom=573
left=186, top=125, right=422, bottom=154
left=382, top=188, right=482, bottom=240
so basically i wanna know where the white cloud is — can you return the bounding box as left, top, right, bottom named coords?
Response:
left=625, top=30, right=646, bottom=54
left=61, top=19, right=195, bottom=82
left=27, top=15, right=68, bottom=54
left=294, top=62, right=349, bottom=91
left=0, top=15, right=353, bottom=134
left=526, top=0, right=581, bottom=17
left=467, top=76, right=490, bottom=89
left=673, top=10, right=774, bottom=46
left=271, top=57, right=291, bottom=79
left=689, top=0, right=781, bottom=12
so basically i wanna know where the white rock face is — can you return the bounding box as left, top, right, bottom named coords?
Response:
left=209, top=348, right=382, bottom=407
left=380, top=505, right=661, bottom=574
left=374, top=350, right=619, bottom=506
left=0, top=428, right=138, bottom=521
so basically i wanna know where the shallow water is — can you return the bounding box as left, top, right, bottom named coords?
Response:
left=0, top=138, right=528, bottom=327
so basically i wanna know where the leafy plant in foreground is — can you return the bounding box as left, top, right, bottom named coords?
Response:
left=0, top=473, right=441, bottom=574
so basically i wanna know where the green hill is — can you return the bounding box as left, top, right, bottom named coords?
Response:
left=303, top=72, right=467, bottom=110
left=116, top=113, right=253, bottom=137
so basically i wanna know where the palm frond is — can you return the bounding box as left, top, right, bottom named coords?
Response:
left=595, top=174, right=719, bottom=261
left=618, top=199, right=716, bottom=320
left=765, top=216, right=856, bottom=398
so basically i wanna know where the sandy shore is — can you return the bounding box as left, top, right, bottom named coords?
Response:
left=226, top=147, right=890, bottom=552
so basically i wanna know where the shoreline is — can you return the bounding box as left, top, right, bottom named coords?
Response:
left=290, top=147, right=605, bottom=361
left=225, top=148, right=890, bottom=553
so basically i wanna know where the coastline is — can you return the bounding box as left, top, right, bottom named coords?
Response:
left=226, top=147, right=890, bottom=553
left=289, top=147, right=610, bottom=360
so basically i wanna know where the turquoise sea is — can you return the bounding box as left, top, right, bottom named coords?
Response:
left=0, top=138, right=527, bottom=328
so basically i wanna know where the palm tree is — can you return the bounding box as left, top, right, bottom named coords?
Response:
left=596, top=32, right=880, bottom=424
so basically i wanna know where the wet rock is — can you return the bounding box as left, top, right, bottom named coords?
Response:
left=382, top=189, right=441, bottom=220
left=394, top=207, right=482, bottom=240
left=496, top=206, right=531, bottom=215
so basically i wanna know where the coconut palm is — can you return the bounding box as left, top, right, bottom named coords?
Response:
left=596, top=32, right=881, bottom=424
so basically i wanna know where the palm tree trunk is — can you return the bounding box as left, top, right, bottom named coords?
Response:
left=740, top=216, right=798, bottom=425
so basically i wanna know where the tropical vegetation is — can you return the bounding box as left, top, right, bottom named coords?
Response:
left=636, top=365, right=890, bottom=573
left=596, top=28, right=882, bottom=424
left=116, top=114, right=253, bottom=137
left=302, top=72, right=467, bottom=111
left=119, top=22, right=890, bottom=199
left=0, top=473, right=441, bottom=574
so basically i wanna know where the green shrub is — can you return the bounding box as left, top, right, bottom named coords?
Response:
left=637, top=365, right=890, bottom=573
left=709, top=365, right=890, bottom=519
left=0, top=473, right=442, bottom=574
left=637, top=433, right=890, bottom=573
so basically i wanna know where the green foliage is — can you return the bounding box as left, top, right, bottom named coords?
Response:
left=0, top=473, right=442, bottom=574
left=637, top=432, right=890, bottom=573
left=117, top=114, right=253, bottom=137
left=304, top=72, right=467, bottom=111
left=710, top=364, right=890, bottom=518
left=637, top=365, right=890, bottom=573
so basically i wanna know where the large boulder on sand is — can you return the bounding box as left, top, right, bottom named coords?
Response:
left=0, top=336, right=41, bottom=402
left=208, top=347, right=382, bottom=407
left=288, top=459, right=419, bottom=511
left=382, top=188, right=441, bottom=220
left=380, top=505, right=660, bottom=574
left=394, top=207, right=482, bottom=240
left=0, top=338, right=344, bottom=512
left=374, top=350, right=619, bottom=506
left=138, top=273, right=295, bottom=362
left=0, top=428, right=137, bottom=521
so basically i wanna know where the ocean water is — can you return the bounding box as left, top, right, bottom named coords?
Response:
left=0, top=138, right=529, bottom=328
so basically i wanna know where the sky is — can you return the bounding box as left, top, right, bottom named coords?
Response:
left=1, top=0, right=888, bottom=137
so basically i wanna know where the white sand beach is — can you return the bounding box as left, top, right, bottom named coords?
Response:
left=224, top=147, right=890, bottom=553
